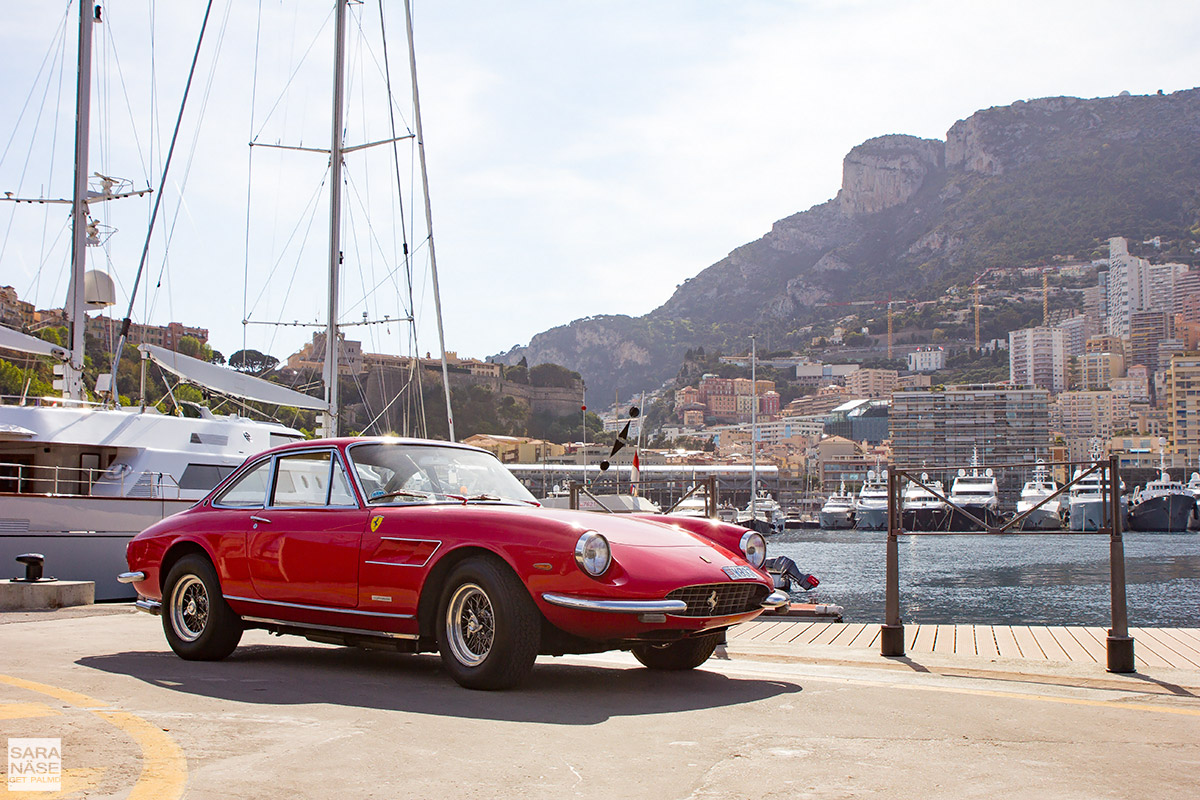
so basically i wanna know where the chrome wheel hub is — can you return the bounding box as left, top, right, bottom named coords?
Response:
left=170, top=575, right=209, bottom=643
left=446, top=583, right=494, bottom=667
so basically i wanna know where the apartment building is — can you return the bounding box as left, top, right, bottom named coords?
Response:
left=845, top=368, right=898, bottom=399
left=1009, top=326, right=1068, bottom=394
left=1078, top=351, right=1125, bottom=390
left=1051, top=391, right=1130, bottom=447
left=1128, top=310, right=1173, bottom=374
left=891, top=384, right=1051, bottom=495
left=907, top=347, right=945, bottom=372
left=1166, top=352, right=1200, bottom=461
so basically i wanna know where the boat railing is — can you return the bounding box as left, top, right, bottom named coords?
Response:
left=0, top=459, right=183, bottom=499
left=0, top=393, right=106, bottom=409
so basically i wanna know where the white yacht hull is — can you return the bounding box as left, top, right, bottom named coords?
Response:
left=0, top=493, right=192, bottom=599
left=818, top=509, right=854, bottom=529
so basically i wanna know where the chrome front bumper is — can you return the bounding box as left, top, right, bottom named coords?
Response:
left=761, top=590, right=790, bottom=608
left=541, top=593, right=688, bottom=613
left=117, top=571, right=145, bottom=584
left=542, top=589, right=791, bottom=614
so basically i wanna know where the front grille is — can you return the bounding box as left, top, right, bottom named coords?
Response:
left=666, top=582, right=769, bottom=617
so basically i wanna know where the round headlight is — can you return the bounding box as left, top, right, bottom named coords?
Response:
left=574, top=531, right=611, bottom=577
left=739, top=531, right=767, bottom=568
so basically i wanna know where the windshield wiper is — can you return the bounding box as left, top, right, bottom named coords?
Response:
left=368, top=489, right=433, bottom=504
left=440, top=493, right=536, bottom=505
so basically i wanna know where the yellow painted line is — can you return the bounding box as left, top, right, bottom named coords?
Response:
left=0, top=701, right=60, bottom=720
left=0, top=673, right=187, bottom=799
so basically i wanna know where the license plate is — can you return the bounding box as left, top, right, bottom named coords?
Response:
left=722, top=565, right=758, bottom=581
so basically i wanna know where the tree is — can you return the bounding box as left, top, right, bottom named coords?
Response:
left=528, top=363, right=581, bottom=388
left=229, top=349, right=279, bottom=375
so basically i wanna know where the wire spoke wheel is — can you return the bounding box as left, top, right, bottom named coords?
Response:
left=170, top=575, right=210, bottom=642
left=446, top=583, right=495, bottom=667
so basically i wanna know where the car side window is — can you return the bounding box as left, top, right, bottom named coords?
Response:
left=213, top=459, right=272, bottom=508
left=329, top=457, right=357, bottom=506
left=272, top=451, right=335, bottom=507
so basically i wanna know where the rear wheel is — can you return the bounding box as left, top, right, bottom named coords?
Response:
left=631, top=633, right=720, bottom=671
left=162, top=554, right=243, bottom=660
left=436, top=556, right=540, bottom=690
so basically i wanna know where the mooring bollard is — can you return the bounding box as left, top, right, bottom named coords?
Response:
left=881, top=466, right=905, bottom=656
left=1106, top=455, right=1135, bottom=673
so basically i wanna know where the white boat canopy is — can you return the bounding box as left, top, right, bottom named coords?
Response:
left=0, top=325, right=68, bottom=361
left=139, top=344, right=324, bottom=410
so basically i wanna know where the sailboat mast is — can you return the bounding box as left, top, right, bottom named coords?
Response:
left=750, top=334, right=757, bottom=520
left=322, top=0, right=349, bottom=437
left=403, top=0, right=455, bottom=441
left=65, top=2, right=98, bottom=401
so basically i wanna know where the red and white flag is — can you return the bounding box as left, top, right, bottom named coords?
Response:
left=631, top=449, right=641, bottom=496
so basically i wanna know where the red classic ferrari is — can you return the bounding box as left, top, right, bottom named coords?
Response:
left=120, top=437, right=789, bottom=689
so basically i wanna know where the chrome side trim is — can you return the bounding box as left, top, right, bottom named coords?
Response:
left=761, top=590, right=790, bottom=609
left=223, top=594, right=414, bottom=619
left=541, top=592, right=688, bottom=614
left=134, top=598, right=162, bottom=615
left=240, top=616, right=419, bottom=641
left=117, top=571, right=146, bottom=584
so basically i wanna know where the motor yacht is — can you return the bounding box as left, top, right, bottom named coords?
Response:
left=946, top=449, right=1001, bottom=531
left=854, top=469, right=889, bottom=530
left=1128, top=471, right=1195, bottom=532
left=818, top=481, right=856, bottom=529
left=738, top=490, right=786, bottom=535
left=902, top=473, right=948, bottom=531
left=1015, top=460, right=1064, bottom=530
left=1067, top=467, right=1126, bottom=531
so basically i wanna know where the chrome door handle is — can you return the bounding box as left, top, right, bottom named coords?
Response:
left=250, top=515, right=271, bottom=524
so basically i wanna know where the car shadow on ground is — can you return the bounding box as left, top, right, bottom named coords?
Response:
left=77, top=642, right=801, bottom=724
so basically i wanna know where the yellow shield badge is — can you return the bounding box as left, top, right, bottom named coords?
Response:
left=370, top=516, right=383, bottom=533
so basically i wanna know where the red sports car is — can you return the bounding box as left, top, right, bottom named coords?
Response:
left=120, top=437, right=788, bottom=689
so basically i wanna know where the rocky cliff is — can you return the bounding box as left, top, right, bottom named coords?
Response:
left=499, top=88, right=1200, bottom=401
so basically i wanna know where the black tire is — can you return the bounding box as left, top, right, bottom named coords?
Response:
left=436, top=556, right=541, bottom=690
left=161, top=554, right=243, bottom=660
left=631, top=633, right=720, bottom=671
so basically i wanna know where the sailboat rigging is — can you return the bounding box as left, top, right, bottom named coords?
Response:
left=0, top=0, right=457, bottom=597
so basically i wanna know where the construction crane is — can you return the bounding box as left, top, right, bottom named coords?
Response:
left=969, top=266, right=1053, bottom=348
left=819, top=294, right=908, bottom=359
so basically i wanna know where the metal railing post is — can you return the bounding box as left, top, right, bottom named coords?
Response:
left=881, top=465, right=905, bottom=656
left=1106, top=455, right=1135, bottom=672
left=569, top=481, right=580, bottom=511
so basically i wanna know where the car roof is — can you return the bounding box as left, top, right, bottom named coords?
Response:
left=262, top=435, right=492, bottom=459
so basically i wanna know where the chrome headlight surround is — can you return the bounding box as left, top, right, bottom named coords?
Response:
left=574, top=531, right=612, bottom=577
left=739, top=531, right=767, bottom=568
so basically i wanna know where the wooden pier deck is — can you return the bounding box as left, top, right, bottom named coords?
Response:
left=729, top=620, right=1200, bottom=671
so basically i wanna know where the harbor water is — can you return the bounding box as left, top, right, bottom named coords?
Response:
left=771, top=529, right=1200, bottom=627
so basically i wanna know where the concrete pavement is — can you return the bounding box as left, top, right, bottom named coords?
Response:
left=1, top=605, right=1198, bottom=799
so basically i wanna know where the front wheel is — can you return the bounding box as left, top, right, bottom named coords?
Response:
left=631, top=634, right=720, bottom=671
left=436, top=557, right=541, bottom=690
left=161, top=554, right=243, bottom=660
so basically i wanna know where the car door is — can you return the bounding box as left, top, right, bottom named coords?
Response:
left=247, top=449, right=366, bottom=608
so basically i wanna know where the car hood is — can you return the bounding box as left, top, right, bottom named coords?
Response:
left=371, top=502, right=720, bottom=549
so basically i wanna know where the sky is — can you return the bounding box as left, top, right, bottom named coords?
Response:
left=3, top=0, right=1200, bottom=367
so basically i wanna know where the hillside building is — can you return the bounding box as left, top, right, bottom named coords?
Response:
left=907, top=347, right=945, bottom=372
left=1009, top=326, right=1068, bottom=394
left=845, top=368, right=898, bottom=399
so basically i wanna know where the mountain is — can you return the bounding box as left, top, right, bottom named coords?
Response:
left=496, top=88, right=1200, bottom=401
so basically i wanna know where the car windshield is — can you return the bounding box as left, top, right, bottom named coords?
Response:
left=348, top=442, right=538, bottom=506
